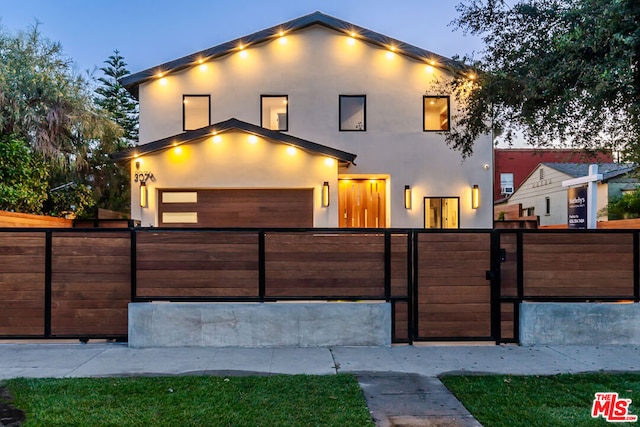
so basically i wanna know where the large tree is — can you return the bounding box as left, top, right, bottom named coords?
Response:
left=92, top=50, right=139, bottom=213
left=0, top=135, right=48, bottom=213
left=446, top=0, right=640, bottom=159
left=0, top=24, right=119, bottom=215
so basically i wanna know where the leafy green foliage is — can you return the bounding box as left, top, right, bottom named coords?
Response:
left=442, top=373, right=640, bottom=427
left=448, top=0, right=640, bottom=159
left=0, top=135, right=48, bottom=213
left=603, top=189, right=640, bottom=219
left=4, top=375, right=373, bottom=427
left=0, top=25, right=135, bottom=217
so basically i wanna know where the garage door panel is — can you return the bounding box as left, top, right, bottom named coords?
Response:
left=159, top=189, right=313, bottom=227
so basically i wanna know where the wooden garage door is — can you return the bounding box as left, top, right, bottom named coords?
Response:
left=159, top=189, right=313, bottom=227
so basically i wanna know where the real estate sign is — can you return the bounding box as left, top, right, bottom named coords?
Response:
left=568, top=186, right=588, bottom=229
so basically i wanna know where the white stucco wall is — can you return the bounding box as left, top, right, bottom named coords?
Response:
left=135, top=25, right=493, bottom=228
left=131, top=131, right=339, bottom=227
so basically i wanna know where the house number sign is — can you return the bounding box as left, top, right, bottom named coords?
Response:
left=134, top=171, right=155, bottom=184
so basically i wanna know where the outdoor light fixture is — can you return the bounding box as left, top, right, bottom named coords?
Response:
left=472, top=184, right=480, bottom=209
left=140, top=181, right=148, bottom=208
left=322, top=182, right=330, bottom=207
left=404, top=185, right=411, bottom=209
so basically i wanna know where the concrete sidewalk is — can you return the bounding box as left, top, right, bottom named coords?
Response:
left=1, top=343, right=639, bottom=426
left=2, top=343, right=639, bottom=379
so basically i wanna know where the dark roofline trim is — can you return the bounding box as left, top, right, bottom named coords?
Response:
left=113, top=118, right=357, bottom=165
left=541, top=162, right=637, bottom=181
left=120, top=11, right=467, bottom=98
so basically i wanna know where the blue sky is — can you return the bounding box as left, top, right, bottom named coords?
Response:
left=0, top=1, right=483, bottom=75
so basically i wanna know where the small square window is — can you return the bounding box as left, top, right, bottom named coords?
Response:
left=183, top=95, right=210, bottom=131
left=261, top=95, right=288, bottom=131
left=423, top=96, right=449, bottom=131
left=339, top=95, right=366, bottom=131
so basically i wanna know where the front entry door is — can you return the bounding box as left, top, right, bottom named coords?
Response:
left=338, top=179, right=386, bottom=228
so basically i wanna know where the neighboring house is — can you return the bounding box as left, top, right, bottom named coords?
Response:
left=116, top=11, right=493, bottom=228
left=497, top=162, right=638, bottom=226
left=494, top=149, right=614, bottom=201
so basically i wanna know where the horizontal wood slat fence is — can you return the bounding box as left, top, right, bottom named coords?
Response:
left=1, top=228, right=638, bottom=343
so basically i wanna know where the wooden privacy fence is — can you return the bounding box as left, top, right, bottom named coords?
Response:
left=1, top=228, right=638, bottom=343
left=498, top=230, right=640, bottom=342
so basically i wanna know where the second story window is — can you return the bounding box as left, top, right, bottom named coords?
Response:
left=183, top=95, right=210, bottom=131
left=423, top=96, right=449, bottom=131
left=261, top=95, right=288, bottom=131
left=339, top=95, right=366, bottom=131
left=500, top=173, right=514, bottom=195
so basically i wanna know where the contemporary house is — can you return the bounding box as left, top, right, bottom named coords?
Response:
left=117, top=11, right=493, bottom=228
left=494, top=148, right=614, bottom=201
left=497, top=162, right=638, bottom=226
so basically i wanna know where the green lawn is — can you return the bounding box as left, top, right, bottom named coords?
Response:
left=441, top=373, right=640, bottom=427
left=2, top=374, right=373, bottom=427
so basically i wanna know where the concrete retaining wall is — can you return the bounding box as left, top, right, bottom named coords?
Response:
left=129, top=302, right=391, bottom=348
left=520, top=302, right=640, bottom=345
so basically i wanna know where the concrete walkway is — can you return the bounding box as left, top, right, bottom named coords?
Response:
left=1, top=343, right=639, bottom=426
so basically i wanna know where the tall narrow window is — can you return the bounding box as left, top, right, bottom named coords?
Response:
left=339, top=95, right=366, bottom=131
left=261, top=95, right=288, bottom=131
left=183, top=95, right=210, bottom=131
left=423, top=96, right=449, bottom=131
left=545, top=197, right=551, bottom=215
left=500, top=173, right=514, bottom=195
left=424, top=197, right=459, bottom=229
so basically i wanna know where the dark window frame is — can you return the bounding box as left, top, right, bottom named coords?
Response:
left=423, top=196, right=460, bottom=229
left=423, top=96, right=450, bottom=132
left=545, top=197, right=551, bottom=216
left=339, top=95, right=367, bottom=132
left=260, top=95, right=289, bottom=132
left=182, top=94, right=211, bottom=131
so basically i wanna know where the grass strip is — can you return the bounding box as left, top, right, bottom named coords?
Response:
left=441, top=373, right=640, bottom=427
left=3, top=374, right=373, bottom=427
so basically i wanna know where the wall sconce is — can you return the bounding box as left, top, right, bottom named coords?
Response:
left=322, top=182, right=330, bottom=207
left=140, top=181, right=148, bottom=208
left=472, top=184, right=480, bottom=209
left=404, top=185, right=411, bottom=209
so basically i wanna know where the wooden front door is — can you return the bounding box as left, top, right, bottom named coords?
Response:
left=338, top=179, right=386, bottom=228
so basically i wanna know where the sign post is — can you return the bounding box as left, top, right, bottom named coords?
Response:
left=562, top=164, right=603, bottom=229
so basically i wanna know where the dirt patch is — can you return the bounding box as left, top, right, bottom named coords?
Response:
left=0, top=387, right=25, bottom=427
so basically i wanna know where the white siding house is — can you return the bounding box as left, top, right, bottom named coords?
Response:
left=117, top=12, right=493, bottom=228
left=500, top=163, right=637, bottom=226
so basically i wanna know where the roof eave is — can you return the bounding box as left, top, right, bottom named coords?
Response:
left=119, top=11, right=466, bottom=99
left=112, top=118, right=357, bottom=165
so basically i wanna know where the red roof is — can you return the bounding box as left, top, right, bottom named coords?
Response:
left=494, top=149, right=615, bottom=201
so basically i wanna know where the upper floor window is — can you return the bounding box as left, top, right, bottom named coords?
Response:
left=261, top=95, right=288, bottom=131
left=183, top=95, right=210, bottom=131
left=423, top=96, right=449, bottom=131
left=339, top=95, right=366, bottom=131
left=500, top=173, right=514, bottom=195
